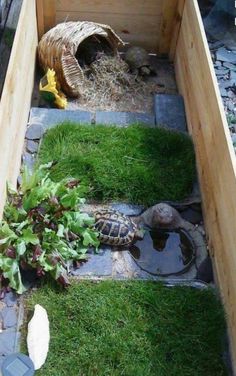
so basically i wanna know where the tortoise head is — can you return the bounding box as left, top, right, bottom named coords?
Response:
left=134, top=226, right=145, bottom=241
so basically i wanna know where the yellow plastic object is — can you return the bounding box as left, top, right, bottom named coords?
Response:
left=39, top=69, right=67, bottom=109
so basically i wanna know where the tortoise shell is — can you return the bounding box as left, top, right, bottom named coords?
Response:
left=94, top=209, right=137, bottom=246
left=124, top=46, right=150, bottom=71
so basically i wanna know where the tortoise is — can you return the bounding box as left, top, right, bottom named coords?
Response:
left=124, top=46, right=155, bottom=76
left=94, top=209, right=143, bottom=246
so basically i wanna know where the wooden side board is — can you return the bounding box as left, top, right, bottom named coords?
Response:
left=36, top=0, right=183, bottom=54
left=175, top=0, right=236, bottom=371
left=0, top=0, right=38, bottom=216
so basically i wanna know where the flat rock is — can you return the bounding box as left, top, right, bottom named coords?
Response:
left=219, top=80, right=236, bottom=90
left=29, top=107, right=92, bottom=132
left=215, top=69, right=229, bottom=76
left=214, top=61, right=222, bottom=67
left=219, top=87, right=228, bottom=97
left=22, top=152, right=35, bottom=171
left=0, top=331, right=20, bottom=355
left=223, top=62, right=236, bottom=70
left=111, top=203, right=144, bottom=216
left=209, top=40, right=224, bottom=50
left=25, top=123, right=44, bottom=140
left=95, top=111, right=155, bottom=127
left=154, top=94, right=187, bottom=132
left=3, top=292, right=17, bottom=307
left=230, top=71, right=236, bottom=80
left=71, top=247, right=112, bottom=277
left=227, top=101, right=235, bottom=112
left=26, top=140, right=39, bottom=153
left=2, top=307, right=17, bottom=328
left=216, top=48, right=236, bottom=64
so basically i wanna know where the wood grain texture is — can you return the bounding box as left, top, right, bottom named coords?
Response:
left=36, top=0, right=55, bottom=39
left=0, top=0, right=38, bottom=216
left=174, top=0, right=236, bottom=372
left=55, top=12, right=162, bottom=51
left=158, top=0, right=178, bottom=55
left=36, top=0, right=44, bottom=39
left=55, top=0, right=162, bottom=16
left=169, top=0, right=185, bottom=60
left=54, top=0, right=165, bottom=52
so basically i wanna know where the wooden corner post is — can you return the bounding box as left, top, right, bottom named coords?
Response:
left=158, top=0, right=185, bottom=59
left=36, top=0, right=56, bottom=40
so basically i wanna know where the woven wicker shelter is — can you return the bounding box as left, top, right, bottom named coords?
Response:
left=38, top=21, right=124, bottom=97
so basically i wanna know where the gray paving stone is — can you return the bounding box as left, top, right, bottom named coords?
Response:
left=230, top=71, right=236, bottom=80
left=154, top=94, right=187, bottom=132
left=26, top=140, right=39, bottom=153
left=111, top=203, right=144, bottom=216
left=25, top=123, right=44, bottom=140
left=0, top=331, right=16, bottom=355
left=2, top=307, right=17, bottom=328
left=96, top=111, right=155, bottom=126
left=3, top=292, right=17, bottom=307
left=223, top=62, right=236, bottom=70
left=209, top=40, right=224, bottom=50
left=220, top=87, right=228, bottom=97
left=29, top=107, right=92, bottom=132
left=216, top=48, right=236, bottom=64
left=22, top=152, right=35, bottom=171
left=71, top=247, right=112, bottom=277
left=215, top=69, right=229, bottom=76
left=219, top=79, right=236, bottom=89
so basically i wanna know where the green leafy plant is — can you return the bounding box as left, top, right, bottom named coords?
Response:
left=0, top=163, right=100, bottom=294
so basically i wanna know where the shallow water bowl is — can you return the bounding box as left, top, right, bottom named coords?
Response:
left=130, top=228, right=195, bottom=276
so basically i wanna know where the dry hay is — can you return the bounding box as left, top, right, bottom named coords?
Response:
left=68, top=54, right=162, bottom=113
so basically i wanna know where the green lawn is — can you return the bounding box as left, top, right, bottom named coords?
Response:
left=23, top=280, right=226, bottom=376
left=37, top=123, right=196, bottom=206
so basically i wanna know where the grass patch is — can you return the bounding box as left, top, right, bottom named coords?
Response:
left=23, top=280, right=226, bottom=376
left=38, top=123, right=196, bottom=206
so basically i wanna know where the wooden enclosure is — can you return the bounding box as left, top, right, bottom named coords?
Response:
left=0, top=0, right=236, bottom=372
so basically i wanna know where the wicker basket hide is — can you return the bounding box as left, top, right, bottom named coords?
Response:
left=38, top=21, right=124, bottom=97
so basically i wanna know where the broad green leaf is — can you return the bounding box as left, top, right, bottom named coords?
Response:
left=38, top=251, right=55, bottom=272
left=0, top=223, right=17, bottom=245
left=81, top=228, right=100, bottom=248
left=21, top=228, right=39, bottom=245
left=57, top=224, right=64, bottom=238
left=6, top=181, right=17, bottom=196
left=16, top=240, right=26, bottom=256
left=20, top=162, right=53, bottom=194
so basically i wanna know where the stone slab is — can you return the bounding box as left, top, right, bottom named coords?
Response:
left=111, top=203, right=144, bottom=216
left=3, top=292, right=17, bottom=307
left=25, top=123, right=44, bottom=140
left=28, top=107, right=92, bottom=132
left=2, top=307, right=17, bottom=328
left=154, top=94, right=187, bottom=132
left=71, top=247, right=112, bottom=277
left=216, top=48, right=236, bottom=64
left=22, top=152, right=35, bottom=171
left=26, top=140, right=39, bottom=153
left=223, top=62, right=236, bottom=70
left=0, top=330, right=17, bottom=355
left=96, top=111, right=155, bottom=126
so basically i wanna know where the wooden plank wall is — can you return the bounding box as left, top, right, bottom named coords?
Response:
left=54, top=0, right=163, bottom=52
left=36, top=0, right=182, bottom=54
left=174, top=0, right=236, bottom=371
left=0, top=0, right=38, bottom=216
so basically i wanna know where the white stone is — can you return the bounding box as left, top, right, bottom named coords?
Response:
left=27, top=304, right=50, bottom=370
